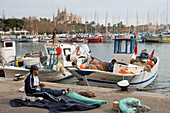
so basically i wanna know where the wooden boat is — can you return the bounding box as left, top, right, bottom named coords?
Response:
left=67, top=38, right=159, bottom=89
left=152, top=31, right=170, bottom=43
left=86, top=35, right=101, bottom=43
left=0, top=41, right=90, bottom=82
left=143, top=31, right=170, bottom=43
left=101, top=35, right=114, bottom=43
left=69, top=37, right=88, bottom=43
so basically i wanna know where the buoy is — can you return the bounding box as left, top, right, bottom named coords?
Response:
left=117, top=80, right=129, bottom=91
left=16, top=61, right=18, bottom=66
left=118, top=68, right=128, bottom=74
left=18, top=58, right=21, bottom=62
left=56, top=47, right=62, bottom=55
left=80, top=64, right=85, bottom=69
left=147, top=60, right=155, bottom=67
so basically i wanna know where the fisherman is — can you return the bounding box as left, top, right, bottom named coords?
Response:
left=24, top=65, right=69, bottom=101
left=107, top=59, right=116, bottom=72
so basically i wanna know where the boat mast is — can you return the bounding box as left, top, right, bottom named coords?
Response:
left=1, top=10, right=5, bottom=38
left=147, top=9, right=150, bottom=33
left=97, top=13, right=99, bottom=32
left=156, top=9, right=158, bottom=34
left=94, top=9, right=97, bottom=34
left=112, top=16, right=115, bottom=33
left=166, top=1, right=168, bottom=31
left=126, top=8, right=130, bottom=34
left=136, top=9, right=138, bottom=34
left=85, top=12, right=87, bottom=34
left=105, top=10, right=108, bottom=34
left=91, top=13, right=92, bottom=34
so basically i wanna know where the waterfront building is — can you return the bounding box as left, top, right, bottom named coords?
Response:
left=136, top=23, right=157, bottom=33
left=136, top=23, right=170, bottom=34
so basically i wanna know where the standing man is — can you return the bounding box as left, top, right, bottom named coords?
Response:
left=25, top=65, right=69, bottom=101
left=107, top=59, right=116, bottom=72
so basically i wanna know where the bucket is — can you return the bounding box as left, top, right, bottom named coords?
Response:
left=113, top=100, right=119, bottom=111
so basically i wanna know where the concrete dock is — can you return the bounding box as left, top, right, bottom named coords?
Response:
left=0, top=78, right=170, bottom=113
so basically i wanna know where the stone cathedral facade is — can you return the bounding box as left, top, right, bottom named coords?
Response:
left=53, top=7, right=82, bottom=24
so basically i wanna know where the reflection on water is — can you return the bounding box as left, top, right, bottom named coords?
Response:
left=16, top=41, right=170, bottom=94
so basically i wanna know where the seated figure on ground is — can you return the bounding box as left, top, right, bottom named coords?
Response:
left=24, top=65, right=69, bottom=102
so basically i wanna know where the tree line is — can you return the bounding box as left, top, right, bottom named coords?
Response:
left=0, top=17, right=134, bottom=35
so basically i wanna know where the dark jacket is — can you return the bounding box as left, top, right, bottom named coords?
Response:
left=24, top=73, right=40, bottom=96
left=107, top=62, right=114, bottom=72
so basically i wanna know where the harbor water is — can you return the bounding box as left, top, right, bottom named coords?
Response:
left=16, top=41, right=170, bottom=94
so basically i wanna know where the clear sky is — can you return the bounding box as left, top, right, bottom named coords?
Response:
left=0, top=0, right=170, bottom=26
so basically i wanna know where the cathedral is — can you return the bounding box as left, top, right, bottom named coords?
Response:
left=53, top=7, right=82, bottom=24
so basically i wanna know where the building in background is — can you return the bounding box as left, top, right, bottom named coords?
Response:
left=136, top=23, right=157, bottom=33
left=53, top=7, right=82, bottom=24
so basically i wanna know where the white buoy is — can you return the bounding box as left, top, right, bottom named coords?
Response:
left=117, top=80, right=129, bottom=91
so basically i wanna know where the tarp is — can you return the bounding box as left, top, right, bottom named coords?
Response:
left=68, top=91, right=107, bottom=105
left=10, top=91, right=106, bottom=113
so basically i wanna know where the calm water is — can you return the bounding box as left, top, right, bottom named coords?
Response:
left=16, top=41, right=170, bottom=94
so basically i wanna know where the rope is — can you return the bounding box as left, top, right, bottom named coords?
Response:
left=0, top=54, right=7, bottom=64
left=138, top=86, right=170, bottom=91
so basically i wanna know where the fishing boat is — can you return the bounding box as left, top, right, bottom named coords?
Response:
left=142, top=33, right=159, bottom=42
left=147, top=31, right=170, bottom=43
left=158, top=30, right=170, bottom=42
left=86, top=34, right=101, bottom=43
left=0, top=40, right=90, bottom=82
left=143, top=31, right=170, bottom=43
left=101, top=35, right=114, bottom=43
left=27, top=36, right=39, bottom=42
left=67, top=38, right=159, bottom=89
left=69, top=37, right=88, bottom=43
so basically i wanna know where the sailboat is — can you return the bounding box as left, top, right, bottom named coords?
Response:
left=145, top=2, right=170, bottom=43
left=86, top=10, right=101, bottom=43
left=101, top=10, right=114, bottom=43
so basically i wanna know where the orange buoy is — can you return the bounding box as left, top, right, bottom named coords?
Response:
left=80, top=64, right=85, bottom=69
left=147, top=60, right=155, bottom=67
left=118, top=69, right=129, bottom=74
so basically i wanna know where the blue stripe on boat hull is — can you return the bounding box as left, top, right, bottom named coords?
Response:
left=77, top=70, right=158, bottom=86
left=75, top=70, right=94, bottom=76
left=130, top=70, right=158, bottom=85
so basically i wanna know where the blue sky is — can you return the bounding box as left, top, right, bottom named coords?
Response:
left=0, top=0, right=170, bottom=26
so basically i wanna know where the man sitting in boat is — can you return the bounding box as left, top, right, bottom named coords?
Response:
left=107, top=59, right=117, bottom=72
left=25, top=65, right=69, bottom=101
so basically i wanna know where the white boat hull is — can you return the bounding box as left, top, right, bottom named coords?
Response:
left=101, top=39, right=114, bottom=43
left=0, top=66, right=30, bottom=78
left=68, top=57, right=159, bottom=88
left=27, top=38, right=39, bottom=42
left=0, top=66, right=73, bottom=82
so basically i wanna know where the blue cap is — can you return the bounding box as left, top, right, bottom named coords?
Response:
left=30, top=65, right=39, bottom=73
left=31, top=65, right=39, bottom=70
